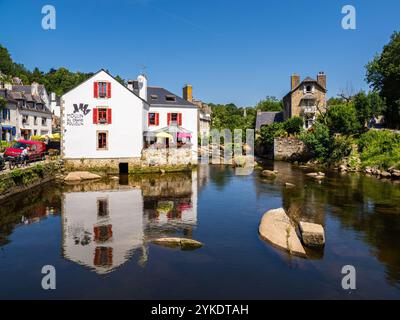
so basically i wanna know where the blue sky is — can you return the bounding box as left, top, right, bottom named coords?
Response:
left=0, top=0, right=399, bottom=106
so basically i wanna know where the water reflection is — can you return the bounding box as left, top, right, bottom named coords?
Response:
left=62, top=171, right=198, bottom=274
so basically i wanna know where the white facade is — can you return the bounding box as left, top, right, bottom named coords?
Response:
left=50, top=92, right=60, bottom=118
left=147, top=105, right=198, bottom=158
left=18, top=109, right=52, bottom=138
left=62, top=70, right=149, bottom=159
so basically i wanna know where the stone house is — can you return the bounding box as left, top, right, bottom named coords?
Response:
left=283, top=72, right=327, bottom=129
left=0, top=82, right=52, bottom=141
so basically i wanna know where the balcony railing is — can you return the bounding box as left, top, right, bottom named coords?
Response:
left=302, top=106, right=317, bottom=113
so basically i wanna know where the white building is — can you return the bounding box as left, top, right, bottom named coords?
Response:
left=62, top=69, right=199, bottom=168
left=128, top=78, right=198, bottom=162
left=61, top=69, right=149, bottom=164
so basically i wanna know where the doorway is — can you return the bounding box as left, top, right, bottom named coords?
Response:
left=119, top=162, right=129, bottom=174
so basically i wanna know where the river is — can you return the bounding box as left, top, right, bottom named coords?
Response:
left=0, top=162, right=399, bottom=299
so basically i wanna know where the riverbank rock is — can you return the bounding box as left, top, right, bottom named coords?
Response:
left=261, top=170, right=277, bottom=178
left=306, top=172, right=325, bottom=180
left=380, top=171, right=391, bottom=178
left=299, top=221, right=325, bottom=247
left=64, top=171, right=101, bottom=182
left=258, top=208, right=306, bottom=257
left=285, top=182, right=295, bottom=188
left=152, top=237, right=203, bottom=250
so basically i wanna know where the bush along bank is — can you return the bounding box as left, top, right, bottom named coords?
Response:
left=0, top=162, right=62, bottom=202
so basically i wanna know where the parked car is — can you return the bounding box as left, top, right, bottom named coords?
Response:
left=4, top=140, right=47, bottom=162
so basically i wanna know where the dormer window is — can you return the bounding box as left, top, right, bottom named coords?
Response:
left=151, top=94, right=158, bottom=100
left=165, top=95, right=176, bottom=102
left=306, top=85, right=312, bottom=93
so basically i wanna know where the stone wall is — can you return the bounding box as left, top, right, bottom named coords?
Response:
left=0, top=161, right=61, bottom=202
left=141, top=147, right=194, bottom=166
left=63, top=147, right=195, bottom=173
left=64, top=157, right=141, bottom=174
left=274, top=137, right=306, bottom=161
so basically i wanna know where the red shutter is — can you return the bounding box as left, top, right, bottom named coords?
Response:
left=107, top=82, right=111, bottom=98
left=178, top=113, right=182, bottom=126
left=107, top=108, right=112, bottom=124
left=155, top=113, right=159, bottom=126
left=167, top=113, right=171, bottom=126
left=94, top=82, right=98, bottom=98
left=93, top=108, right=98, bottom=124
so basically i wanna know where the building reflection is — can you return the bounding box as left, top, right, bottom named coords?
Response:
left=61, top=171, right=198, bottom=274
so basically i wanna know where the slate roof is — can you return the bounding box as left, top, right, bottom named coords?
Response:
left=147, top=86, right=197, bottom=108
left=255, top=111, right=284, bottom=131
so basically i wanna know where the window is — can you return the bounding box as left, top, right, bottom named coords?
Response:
left=34, top=116, right=38, bottom=125
left=42, top=117, right=47, bottom=126
left=93, top=108, right=112, bottom=124
left=150, top=94, right=158, bottom=100
left=94, top=82, right=111, bottom=98
left=306, top=85, right=312, bottom=93
left=166, top=95, right=176, bottom=102
left=167, top=113, right=182, bottom=126
left=97, top=198, right=109, bottom=217
left=22, top=115, right=29, bottom=125
left=2, top=108, right=10, bottom=121
left=148, top=112, right=159, bottom=126
left=33, top=130, right=37, bottom=136
left=97, top=131, right=108, bottom=150
left=98, top=108, right=108, bottom=124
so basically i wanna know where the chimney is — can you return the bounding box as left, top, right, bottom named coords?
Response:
left=183, top=84, right=193, bottom=102
left=291, top=74, right=300, bottom=90
left=31, top=82, right=39, bottom=96
left=317, top=72, right=326, bottom=89
left=137, top=74, right=147, bottom=101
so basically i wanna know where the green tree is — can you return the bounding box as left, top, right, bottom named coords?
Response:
left=258, top=122, right=287, bottom=146
left=353, top=91, right=386, bottom=128
left=255, top=96, right=283, bottom=112
left=366, top=31, right=400, bottom=128
left=283, top=116, right=303, bottom=135
left=300, top=122, right=332, bottom=160
left=325, top=103, right=360, bottom=135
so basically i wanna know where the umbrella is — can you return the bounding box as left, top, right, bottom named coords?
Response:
left=156, top=132, right=173, bottom=139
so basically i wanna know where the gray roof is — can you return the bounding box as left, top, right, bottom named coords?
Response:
left=303, top=77, right=316, bottom=82
left=147, top=86, right=196, bottom=108
left=256, top=111, right=284, bottom=131
left=12, top=84, right=46, bottom=94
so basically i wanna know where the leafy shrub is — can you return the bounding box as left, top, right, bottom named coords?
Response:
left=283, top=116, right=303, bottom=135
left=258, top=123, right=287, bottom=146
left=330, top=135, right=354, bottom=163
left=299, top=122, right=332, bottom=160
left=358, top=130, right=400, bottom=169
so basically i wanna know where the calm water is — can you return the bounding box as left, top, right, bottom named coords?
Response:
left=0, top=162, right=400, bottom=299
